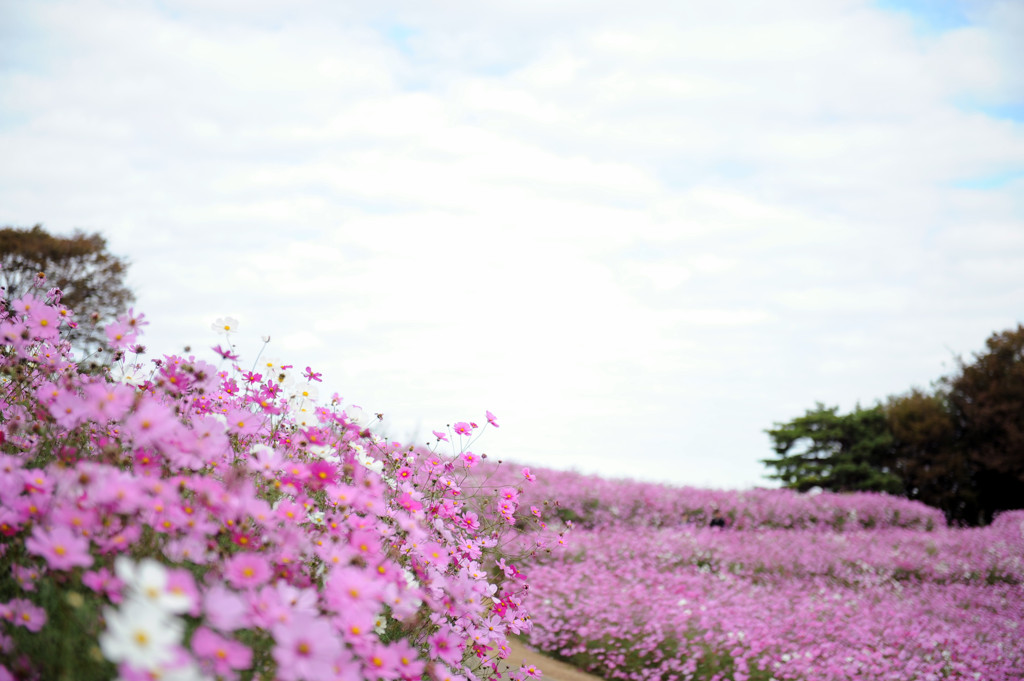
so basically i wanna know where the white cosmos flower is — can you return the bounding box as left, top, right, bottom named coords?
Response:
left=292, top=384, right=319, bottom=402
left=110, top=361, right=147, bottom=387
left=308, top=445, right=339, bottom=462
left=211, top=317, right=239, bottom=335
left=114, top=557, right=191, bottom=614
left=259, top=357, right=295, bottom=388
left=354, top=448, right=384, bottom=475
left=158, top=657, right=212, bottom=681
left=99, top=599, right=182, bottom=669
left=293, top=402, right=316, bottom=429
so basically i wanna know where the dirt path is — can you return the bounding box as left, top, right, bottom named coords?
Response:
left=501, top=639, right=606, bottom=681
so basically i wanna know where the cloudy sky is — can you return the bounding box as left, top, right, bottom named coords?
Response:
left=2, top=0, right=1022, bottom=488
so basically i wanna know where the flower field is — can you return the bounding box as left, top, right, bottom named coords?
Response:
left=0, top=287, right=563, bottom=681
left=3, top=282, right=1023, bottom=681
left=507, top=468, right=1024, bottom=681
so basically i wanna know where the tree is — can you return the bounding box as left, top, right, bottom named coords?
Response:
left=944, top=324, right=1024, bottom=524
left=885, top=389, right=968, bottom=522
left=764, top=324, right=1024, bottom=525
left=763, top=403, right=902, bottom=494
left=0, top=224, right=134, bottom=352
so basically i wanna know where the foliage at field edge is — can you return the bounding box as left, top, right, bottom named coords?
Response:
left=763, top=323, right=1024, bottom=525
left=0, top=285, right=566, bottom=681
left=0, top=224, right=134, bottom=355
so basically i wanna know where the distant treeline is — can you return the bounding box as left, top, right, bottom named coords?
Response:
left=762, top=324, right=1024, bottom=525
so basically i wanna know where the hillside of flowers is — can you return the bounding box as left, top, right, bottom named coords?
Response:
left=0, top=284, right=565, bottom=681
left=509, top=468, right=945, bottom=531
left=505, top=468, right=1024, bottom=681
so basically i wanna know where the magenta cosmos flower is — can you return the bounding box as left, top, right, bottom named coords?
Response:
left=272, top=614, right=341, bottom=681
left=191, top=626, right=252, bottom=676
left=25, top=525, right=92, bottom=570
left=224, top=553, right=271, bottom=590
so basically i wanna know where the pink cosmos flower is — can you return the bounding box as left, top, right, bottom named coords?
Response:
left=11, top=565, right=39, bottom=592
left=397, top=491, right=423, bottom=513
left=485, top=410, right=499, bottom=427
left=249, top=444, right=283, bottom=475
left=521, top=664, right=542, bottom=679
left=98, top=524, right=143, bottom=555
left=325, top=565, right=382, bottom=613
left=203, top=584, right=249, bottom=632
left=2, top=599, right=46, bottom=632
left=22, top=469, right=53, bottom=495
left=452, top=422, right=473, bottom=436
left=49, top=389, right=87, bottom=429
left=83, top=567, right=125, bottom=603
left=459, top=540, right=483, bottom=561
left=419, top=542, right=450, bottom=569
left=277, top=581, right=319, bottom=617
left=522, top=467, right=536, bottom=483
left=498, top=499, right=517, bottom=520
left=275, top=499, right=305, bottom=523
left=10, top=294, right=43, bottom=318
left=248, top=585, right=292, bottom=629
left=392, top=639, right=426, bottom=679
left=306, top=460, right=336, bottom=489
left=349, top=529, right=381, bottom=559
left=124, top=399, right=177, bottom=447
left=224, top=407, right=262, bottom=437
left=224, top=552, right=271, bottom=590
left=0, top=509, right=18, bottom=539
left=84, top=382, right=135, bottom=422
left=104, top=320, right=136, bottom=349
left=439, top=477, right=461, bottom=496
left=27, top=304, right=60, bottom=339
left=460, top=512, right=481, bottom=532
left=428, top=626, right=463, bottom=666
left=363, top=641, right=401, bottom=680
left=25, top=525, right=93, bottom=571
left=212, top=344, right=240, bottom=361
left=334, top=606, right=377, bottom=644
left=272, top=614, right=340, bottom=681
left=432, top=430, right=449, bottom=442
left=332, top=647, right=364, bottom=681
left=118, top=308, right=149, bottom=331
left=190, top=626, right=252, bottom=676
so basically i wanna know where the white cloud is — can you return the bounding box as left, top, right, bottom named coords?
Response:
left=1, top=0, right=1022, bottom=489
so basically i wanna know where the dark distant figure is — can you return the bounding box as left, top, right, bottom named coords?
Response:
left=709, top=509, right=726, bottom=529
